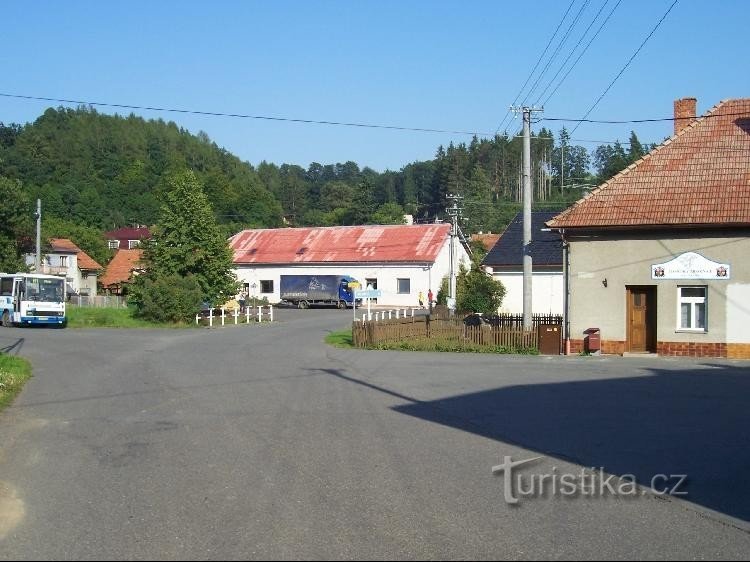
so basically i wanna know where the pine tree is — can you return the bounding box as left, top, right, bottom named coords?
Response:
left=137, top=170, right=239, bottom=310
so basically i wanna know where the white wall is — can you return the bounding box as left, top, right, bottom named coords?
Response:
left=727, top=284, right=750, bottom=344
left=233, top=237, right=471, bottom=307
left=492, top=271, right=563, bottom=315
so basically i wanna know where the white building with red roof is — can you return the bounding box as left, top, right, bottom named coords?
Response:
left=548, top=97, right=750, bottom=359
left=25, top=238, right=103, bottom=296
left=229, top=223, right=471, bottom=307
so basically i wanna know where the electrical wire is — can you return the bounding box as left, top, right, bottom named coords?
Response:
left=539, top=0, right=623, bottom=108
left=494, top=0, right=578, bottom=134
left=570, top=0, right=680, bottom=134
left=0, top=92, right=493, bottom=138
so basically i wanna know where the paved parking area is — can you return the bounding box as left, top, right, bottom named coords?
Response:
left=0, top=309, right=748, bottom=559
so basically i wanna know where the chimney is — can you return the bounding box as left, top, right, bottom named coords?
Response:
left=674, top=97, right=697, bottom=136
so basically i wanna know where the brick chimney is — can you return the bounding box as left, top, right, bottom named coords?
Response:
left=674, top=97, right=697, bottom=135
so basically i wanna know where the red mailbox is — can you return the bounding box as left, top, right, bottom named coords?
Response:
left=584, top=328, right=601, bottom=353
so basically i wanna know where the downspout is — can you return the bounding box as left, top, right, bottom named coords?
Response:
left=561, top=228, right=571, bottom=355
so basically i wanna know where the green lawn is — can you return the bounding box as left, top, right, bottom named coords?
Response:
left=66, top=306, right=189, bottom=328
left=0, top=354, right=32, bottom=411
left=325, top=329, right=354, bottom=348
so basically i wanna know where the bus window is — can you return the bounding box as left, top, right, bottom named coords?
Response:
left=0, top=278, right=12, bottom=296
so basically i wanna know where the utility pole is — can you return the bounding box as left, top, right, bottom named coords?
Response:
left=35, top=199, right=41, bottom=272
left=512, top=106, right=543, bottom=329
left=445, top=194, right=463, bottom=312
left=560, top=140, right=565, bottom=193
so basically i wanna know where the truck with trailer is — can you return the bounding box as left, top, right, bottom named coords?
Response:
left=280, top=275, right=359, bottom=309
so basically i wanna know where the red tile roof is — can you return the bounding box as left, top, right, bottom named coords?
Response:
left=230, top=224, right=451, bottom=265
left=471, top=233, right=501, bottom=251
left=100, top=249, right=144, bottom=288
left=548, top=98, right=750, bottom=229
left=49, top=238, right=103, bottom=270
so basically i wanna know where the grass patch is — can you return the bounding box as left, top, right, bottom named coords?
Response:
left=66, top=306, right=189, bottom=329
left=325, top=329, right=354, bottom=348
left=0, top=354, right=32, bottom=411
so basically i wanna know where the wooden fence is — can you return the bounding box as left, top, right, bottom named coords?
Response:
left=352, top=315, right=538, bottom=350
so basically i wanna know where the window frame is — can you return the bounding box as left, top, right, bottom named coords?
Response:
left=260, top=280, right=274, bottom=294
left=397, top=278, right=411, bottom=295
left=677, top=285, right=708, bottom=332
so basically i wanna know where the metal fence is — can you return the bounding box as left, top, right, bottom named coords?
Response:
left=69, top=295, right=129, bottom=308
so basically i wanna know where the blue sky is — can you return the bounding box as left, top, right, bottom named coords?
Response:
left=1, top=0, right=748, bottom=172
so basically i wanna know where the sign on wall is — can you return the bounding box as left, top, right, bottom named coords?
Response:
left=651, top=252, right=730, bottom=280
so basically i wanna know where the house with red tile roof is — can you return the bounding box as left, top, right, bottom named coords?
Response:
left=548, top=97, right=750, bottom=359
left=229, top=224, right=471, bottom=307
left=104, top=226, right=152, bottom=250
left=100, top=249, right=144, bottom=295
left=25, top=238, right=103, bottom=296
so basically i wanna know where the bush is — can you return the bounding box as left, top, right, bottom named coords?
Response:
left=133, top=274, right=203, bottom=323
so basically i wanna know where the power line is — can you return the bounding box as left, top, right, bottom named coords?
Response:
left=570, top=0, right=680, bottom=134
left=539, top=0, right=623, bottom=108
left=520, top=0, right=592, bottom=108
left=0, top=92, right=493, bottom=138
left=494, top=0, right=578, bottom=135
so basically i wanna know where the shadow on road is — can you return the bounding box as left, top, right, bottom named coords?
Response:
left=315, top=364, right=750, bottom=522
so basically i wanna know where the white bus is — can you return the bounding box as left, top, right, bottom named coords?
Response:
left=0, top=273, right=67, bottom=327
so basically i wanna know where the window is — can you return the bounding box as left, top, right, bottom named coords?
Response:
left=260, top=280, right=274, bottom=294
left=678, top=286, right=707, bottom=331
left=397, top=278, right=411, bottom=294
left=59, top=256, right=68, bottom=267
left=108, top=240, right=120, bottom=250
left=128, top=240, right=140, bottom=249
left=0, top=277, right=12, bottom=296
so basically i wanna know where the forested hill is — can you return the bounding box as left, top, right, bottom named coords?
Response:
left=0, top=106, right=654, bottom=245
left=0, top=106, right=283, bottom=233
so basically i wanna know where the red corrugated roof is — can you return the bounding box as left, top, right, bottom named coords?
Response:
left=100, top=249, right=144, bottom=287
left=49, top=238, right=103, bottom=270
left=548, top=98, right=750, bottom=229
left=230, top=224, right=451, bottom=265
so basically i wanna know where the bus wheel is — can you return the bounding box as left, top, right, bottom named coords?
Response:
left=298, top=301, right=309, bottom=309
left=2, top=311, right=11, bottom=327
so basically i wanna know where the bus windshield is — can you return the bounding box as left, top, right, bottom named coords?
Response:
left=24, top=277, right=65, bottom=303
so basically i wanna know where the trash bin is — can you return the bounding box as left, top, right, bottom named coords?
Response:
left=584, top=328, right=601, bottom=353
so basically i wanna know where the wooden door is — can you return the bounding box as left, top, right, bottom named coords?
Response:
left=627, top=287, right=655, bottom=352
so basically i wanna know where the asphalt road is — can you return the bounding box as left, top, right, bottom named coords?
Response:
left=0, top=309, right=749, bottom=560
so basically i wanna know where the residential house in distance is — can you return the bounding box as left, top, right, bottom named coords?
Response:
left=470, top=232, right=501, bottom=252
left=229, top=224, right=471, bottom=307
left=482, top=212, right=564, bottom=315
left=26, top=238, right=103, bottom=296
left=100, top=249, right=144, bottom=295
left=548, top=97, right=750, bottom=359
left=104, top=226, right=152, bottom=250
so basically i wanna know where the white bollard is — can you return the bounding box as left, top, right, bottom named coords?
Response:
left=388, top=310, right=392, bottom=320
left=234, top=308, right=239, bottom=325
left=195, top=314, right=200, bottom=326
left=257, top=306, right=262, bottom=322
left=411, top=308, right=415, bottom=317
left=209, top=308, right=214, bottom=328
left=396, top=309, right=400, bottom=319
left=246, top=306, right=251, bottom=324
left=269, top=305, right=274, bottom=322
left=221, top=307, right=226, bottom=326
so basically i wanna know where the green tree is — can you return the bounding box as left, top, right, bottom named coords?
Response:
left=0, top=176, right=31, bottom=272
left=134, top=170, right=239, bottom=314
left=457, top=267, right=506, bottom=315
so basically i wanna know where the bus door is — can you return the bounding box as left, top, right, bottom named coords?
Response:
left=13, top=279, right=23, bottom=313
